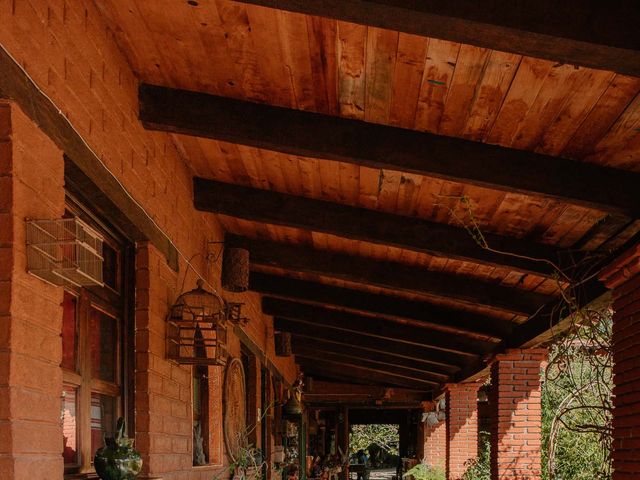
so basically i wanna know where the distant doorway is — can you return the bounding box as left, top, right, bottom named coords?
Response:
left=349, top=424, right=400, bottom=480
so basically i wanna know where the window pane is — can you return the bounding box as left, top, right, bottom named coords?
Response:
left=102, top=242, right=118, bottom=291
left=61, top=385, right=79, bottom=465
left=61, top=292, right=77, bottom=371
left=90, top=308, right=117, bottom=383
left=90, top=393, right=117, bottom=460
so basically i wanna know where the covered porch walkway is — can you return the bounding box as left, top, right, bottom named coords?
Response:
left=0, top=2, right=639, bottom=480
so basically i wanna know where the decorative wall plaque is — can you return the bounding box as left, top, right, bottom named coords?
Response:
left=223, top=357, right=247, bottom=461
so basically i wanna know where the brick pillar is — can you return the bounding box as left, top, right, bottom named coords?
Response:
left=600, top=244, right=640, bottom=480
left=489, top=348, right=547, bottom=480
left=445, top=383, right=480, bottom=480
left=424, top=418, right=446, bottom=469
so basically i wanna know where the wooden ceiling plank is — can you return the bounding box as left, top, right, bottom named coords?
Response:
left=275, top=10, right=317, bottom=111
left=508, top=65, right=584, bottom=152
left=262, top=296, right=493, bottom=355
left=389, top=33, right=429, bottom=129
left=336, top=20, right=367, bottom=120
left=561, top=76, right=640, bottom=160
left=461, top=50, right=522, bottom=142
left=414, top=38, right=460, bottom=133
left=364, top=27, right=399, bottom=124
left=306, top=16, right=339, bottom=116
left=140, top=83, right=640, bottom=217
left=485, top=57, right=554, bottom=146
left=438, top=44, right=490, bottom=137
left=230, top=234, right=554, bottom=316
left=535, top=70, right=616, bottom=156
left=232, top=0, right=640, bottom=77
left=195, top=177, right=566, bottom=277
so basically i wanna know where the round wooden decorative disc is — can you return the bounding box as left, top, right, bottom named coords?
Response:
left=223, top=357, right=247, bottom=461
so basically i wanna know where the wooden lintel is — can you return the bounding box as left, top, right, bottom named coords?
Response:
left=233, top=1, right=640, bottom=77
left=194, top=177, right=562, bottom=277
left=0, top=47, right=178, bottom=271
left=140, top=83, right=640, bottom=217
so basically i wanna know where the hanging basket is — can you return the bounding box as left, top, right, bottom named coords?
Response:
left=221, top=247, right=249, bottom=293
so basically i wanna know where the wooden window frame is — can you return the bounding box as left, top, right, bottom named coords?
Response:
left=62, top=196, right=135, bottom=478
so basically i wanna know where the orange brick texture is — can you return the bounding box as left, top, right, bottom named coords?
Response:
left=489, top=348, right=547, bottom=480
left=0, top=2, right=299, bottom=479
left=445, top=383, right=480, bottom=480
left=600, top=244, right=640, bottom=480
left=423, top=418, right=446, bottom=470
left=0, top=101, right=66, bottom=480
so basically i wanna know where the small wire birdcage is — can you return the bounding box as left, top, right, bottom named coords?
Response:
left=167, top=279, right=229, bottom=365
left=26, top=217, right=104, bottom=287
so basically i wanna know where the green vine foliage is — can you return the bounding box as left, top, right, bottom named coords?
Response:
left=541, top=309, right=613, bottom=480
left=403, top=462, right=445, bottom=480
left=461, top=432, right=490, bottom=480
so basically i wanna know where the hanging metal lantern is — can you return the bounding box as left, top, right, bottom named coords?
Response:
left=284, top=376, right=304, bottom=416
left=283, top=393, right=303, bottom=416
left=221, top=247, right=249, bottom=293
left=167, top=279, right=228, bottom=365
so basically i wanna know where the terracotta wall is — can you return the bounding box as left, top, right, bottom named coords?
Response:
left=0, top=100, right=66, bottom=480
left=0, top=1, right=298, bottom=478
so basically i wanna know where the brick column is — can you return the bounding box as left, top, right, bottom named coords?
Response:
left=424, top=418, right=446, bottom=469
left=489, top=348, right=547, bottom=480
left=600, top=244, right=640, bottom=480
left=445, top=383, right=480, bottom=480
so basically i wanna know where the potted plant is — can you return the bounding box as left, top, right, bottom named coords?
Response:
left=94, top=417, right=143, bottom=480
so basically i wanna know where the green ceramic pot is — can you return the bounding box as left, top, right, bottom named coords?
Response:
left=94, top=418, right=143, bottom=480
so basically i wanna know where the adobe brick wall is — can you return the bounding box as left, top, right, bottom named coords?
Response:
left=0, top=2, right=298, bottom=479
left=423, top=419, right=446, bottom=470
left=445, top=383, right=480, bottom=480
left=489, top=348, right=547, bottom=480
left=600, top=244, right=640, bottom=480
left=0, top=101, right=66, bottom=480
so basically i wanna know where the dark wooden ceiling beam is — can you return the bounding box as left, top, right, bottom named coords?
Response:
left=296, top=358, right=437, bottom=390
left=229, top=235, right=554, bottom=316
left=295, top=347, right=445, bottom=385
left=289, top=332, right=459, bottom=376
left=251, top=272, right=513, bottom=339
left=263, top=297, right=493, bottom=355
left=140, top=84, right=640, bottom=217
left=195, top=177, right=561, bottom=277
left=274, top=317, right=470, bottom=369
left=303, top=381, right=430, bottom=405
left=291, top=337, right=450, bottom=381
left=233, top=1, right=640, bottom=77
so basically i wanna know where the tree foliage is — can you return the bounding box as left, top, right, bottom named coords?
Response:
left=349, top=424, right=399, bottom=456
left=542, top=306, right=613, bottom=480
